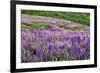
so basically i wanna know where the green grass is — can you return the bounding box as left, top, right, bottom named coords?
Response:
left=22, top=22, right=51, bottom=30
left=64, top=27, right=81, bottom=31
left=21, top=10, right=90, bottom=26
left=59, top=25, right=81, bottom=31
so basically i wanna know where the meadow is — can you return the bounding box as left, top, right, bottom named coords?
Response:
left=21, top=10, right=90, bottom=63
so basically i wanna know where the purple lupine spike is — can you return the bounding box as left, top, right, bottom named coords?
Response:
left=48, top=43, right=53, bottom=51
left=86, top=36, right=90, bottom=48
left=76, top=48, right=81, bottom=57
left=60, top=42, right=66, bottom=50
left=76, top=36, right=80, bottom=43
left=36, top=50, right=44, bottom=57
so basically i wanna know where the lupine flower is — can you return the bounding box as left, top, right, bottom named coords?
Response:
left=60, top=42, right=66, bottom=50
left=76, top=48, right=81, bottom=57
left=48, top=44, right=53, bottom=51
left=35, top=49, right=44, bottom=57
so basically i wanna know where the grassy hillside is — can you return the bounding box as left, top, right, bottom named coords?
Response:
left=21, top=10, right=90, bottom=26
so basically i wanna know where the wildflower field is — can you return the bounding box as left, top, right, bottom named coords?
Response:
left=21, top=10, right=90, bottom=63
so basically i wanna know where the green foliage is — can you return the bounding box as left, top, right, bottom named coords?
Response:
left=21, top=10, right=90, bottom=26
left=64, top=27, right=81, bottom=31
left=59, top=25, right=81, bottom=31
left=22, top=22, right=51, bottom=30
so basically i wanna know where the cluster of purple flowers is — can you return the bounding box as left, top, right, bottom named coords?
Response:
left=21, top=29, right=90, bottom=62
left=21, top=15, right=33, bottom=24
left=21, top=15, right=90, bottom=62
